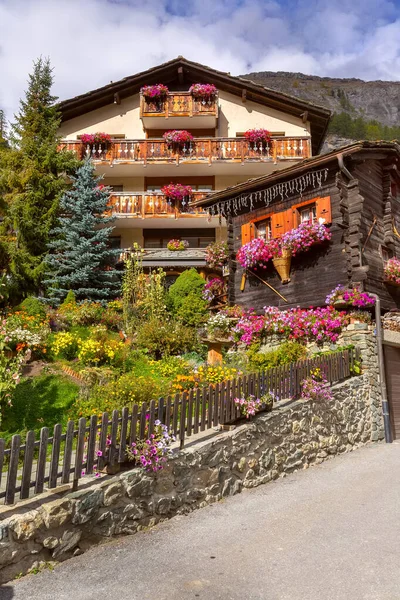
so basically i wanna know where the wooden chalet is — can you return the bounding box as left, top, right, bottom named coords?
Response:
left=192, top=141, right=400, bottom=312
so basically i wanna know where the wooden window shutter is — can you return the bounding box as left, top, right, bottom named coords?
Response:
left=316, top=196, right=332, bottom=224
left=271, top=212, right=286, bottom=238
left=283, top=208, right=294, bottom=232
left=241, top=222, right=255, bottom=245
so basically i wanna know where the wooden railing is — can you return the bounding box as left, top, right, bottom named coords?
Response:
left=140, top=91, right=218, bottom=119
left=60, top=136, right=311, bottom=165
left=0, top=348, right=358, bottom=505
left=110, top=191, right=207, bottom=217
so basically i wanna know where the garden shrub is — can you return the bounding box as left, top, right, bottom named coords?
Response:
left=167, top=269, right=205, bottom=313
left=176, top=292, right=208, bottom=327
left=19, top=296, right=47, bottom=319
left=247, top=341, right=308, bottom=372
left=135, top=317, right=201, bottom=359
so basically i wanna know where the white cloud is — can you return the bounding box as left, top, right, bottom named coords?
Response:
left=0, top=0, right=399, bottom=121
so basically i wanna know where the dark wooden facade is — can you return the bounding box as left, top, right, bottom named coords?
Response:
left=195, top=142, right=400, bottom=312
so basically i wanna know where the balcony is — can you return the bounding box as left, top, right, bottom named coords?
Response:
left=61, top=136, right=311, bottom=171
left=109, top=191, right=207, bottom=218
left=140, top=91, right=218, bottom=128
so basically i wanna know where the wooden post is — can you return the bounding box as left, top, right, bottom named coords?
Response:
left=207, top=341, right=223, bottom=365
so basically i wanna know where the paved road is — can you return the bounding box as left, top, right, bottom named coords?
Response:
left=4, top=442, right=400, bottom=600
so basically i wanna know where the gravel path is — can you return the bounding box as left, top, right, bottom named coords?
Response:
left=4, top=442, right=400, bottom=600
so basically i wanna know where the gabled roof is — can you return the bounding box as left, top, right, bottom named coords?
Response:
left=58, top=56, right=331, bottom=154
left=191, top=140, right=400, bottom=210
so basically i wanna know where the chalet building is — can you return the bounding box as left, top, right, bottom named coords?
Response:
left=193, top=141, right=400, bottom=312
left=58, top=57, right=330, bottom=279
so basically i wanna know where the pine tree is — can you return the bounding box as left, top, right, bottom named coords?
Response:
left=45, top=160, right=120, bottom=304
left=0, top=57, right=78, bottom=296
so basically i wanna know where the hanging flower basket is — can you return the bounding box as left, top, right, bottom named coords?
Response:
left=272, top=248, right=292, bottom=283
left=205, top=241, right=229, bottom=269
left=163, top=130, right=194, bottom=151
left=141, top=84, right=169, bottom=101
left=384, top=257, right=400, bottom=287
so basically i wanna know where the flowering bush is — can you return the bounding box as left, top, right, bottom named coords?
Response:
left=300, top=368, right=333, bottom=402
left=234, top=394, right=262, bottom=418
left=205, top=241, right=229, bottom=269
left=5, top=309, right=50, bottom=356
left=189, top=83, right=217, bottom=98
left=325, top=285, right=375, bottom=308
left=127, top=420, right=174, bottom=472
left=81, top=132, right=111, bottom=145
left=196, top=364, right=239, bottom=386
left=384, top=257, right=400, bottom=285
left=236, top=237, right=280, bottom=269
left=202, top=277, right=226, bottom=302
left=244, top=128, right=271, bottom=145
left=167, top=239, right=189, bottom=251
left=163, top=130, right=194, bottom=146
left=161, top=183, right=193, bottom=200
left=280, top=221, right=332, bottom=256
left=233, top=306, right=349, bottom=346
left=0, top=320, right=30, bottom=421
left=141, top=84, right=169, bottom=99
left=237, top=222, right=331, bottom=269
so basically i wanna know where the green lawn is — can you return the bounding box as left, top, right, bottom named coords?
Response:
left=1, top=373, right=80, bottom=442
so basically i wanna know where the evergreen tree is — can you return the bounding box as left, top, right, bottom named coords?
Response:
left=45, top=160, right=120, bottom=304
left=0, top=57, right=78, bottom=296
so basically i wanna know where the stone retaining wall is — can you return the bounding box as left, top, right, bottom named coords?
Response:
left=0, top=374, right=382, bottom=583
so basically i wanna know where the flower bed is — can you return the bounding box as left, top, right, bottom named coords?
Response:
left=233, top=306, right=349, bottom=346
left=163, top=130, right=194, bottom=146
left=325, top=285, right=375, bottom=308
left=244, top=128, right=271, bottom=145
left=189, top=83, right=217, bottom=98
left=161, top=183, right=193, bottom=201
left=141, top=84, right=169, bottom=100
left=205, top=241, right=229, bottom=269
left=384, top=257, right=400, bottom=286
left=166, top=239, right=189, bottom=251
left=236, top=221, right=331, bottom=269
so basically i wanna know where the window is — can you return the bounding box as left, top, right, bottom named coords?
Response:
left=381, top=245, right=394, bottom=265
left=109, top=184, right=124, bottom=192
left=109, top=236, right=121, bottom=250
left=299, top=203, right=317, bottom=224
left=143, top=228, right=215, bottom=249
left=255, top=218, right=272, bottom=240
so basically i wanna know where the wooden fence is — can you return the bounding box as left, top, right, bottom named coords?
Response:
left=0, top=348, right=359, bottom=505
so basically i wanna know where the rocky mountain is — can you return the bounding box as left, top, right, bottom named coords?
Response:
left=242, top=71, right=400, bottom=151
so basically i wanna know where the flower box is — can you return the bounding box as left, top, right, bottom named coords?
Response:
left=166, top=239, right=189, bottom=251
left=161, top=183, right=193, bottom=202
left=141, top=84, right=169, bottom=100
left=325, top=285, right=375, bottom=308
left=163, top=130, right=194, bottom=149
left=189, top=83, right=217, bottom=99
left=244, top=128, right=271, bottom=149
left=384, top=257, right=400, bottom=287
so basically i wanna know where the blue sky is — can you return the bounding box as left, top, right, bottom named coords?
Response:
left=1, top=0, right=400, bottom=120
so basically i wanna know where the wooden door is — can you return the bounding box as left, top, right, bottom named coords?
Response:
left=384, top=345, right=400, bottom=439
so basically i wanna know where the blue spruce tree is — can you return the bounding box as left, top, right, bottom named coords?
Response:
left=45, top=160, right=120, bottom=304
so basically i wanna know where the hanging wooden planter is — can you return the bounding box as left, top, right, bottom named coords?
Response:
left=272, top=249, right=292, bottom=283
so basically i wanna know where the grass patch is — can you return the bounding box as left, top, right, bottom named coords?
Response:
left=1, top=373, right=80, bottom=442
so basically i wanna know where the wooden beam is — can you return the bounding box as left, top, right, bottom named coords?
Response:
left=113, top=92, right=121, bottom=105
left=178, top=66, right=184, bottom=84
left=301, top=111, right=308, bottom=123
left=242, top=89, right=247, bottom=103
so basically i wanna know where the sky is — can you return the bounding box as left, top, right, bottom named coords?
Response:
left=1, top=0, right=400, bottom=121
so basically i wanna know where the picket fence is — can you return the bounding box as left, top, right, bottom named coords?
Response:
left=0, top=347, right=359, bottom=505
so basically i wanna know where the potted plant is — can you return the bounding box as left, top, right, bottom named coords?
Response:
left=189, top=83, right=217, bottom=103
left=205, top=241, right=229, bottom=269
left=166, top=239, right=189, bottom=251
left=244, top=128, right=271, bottom=151
left=202, top=277, right=227, bottom=303
left=163, top=130, right=194, bottom=151
left=325, top=286, right=375, bottom=309
left=384, top=257, right=400, bottom=287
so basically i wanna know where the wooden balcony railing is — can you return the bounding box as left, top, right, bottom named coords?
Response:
left=109, top=191, right=207, bottom=217
left=140, top=91, right=218, bottom=119
left=61, top=136, right=311, bottom=165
